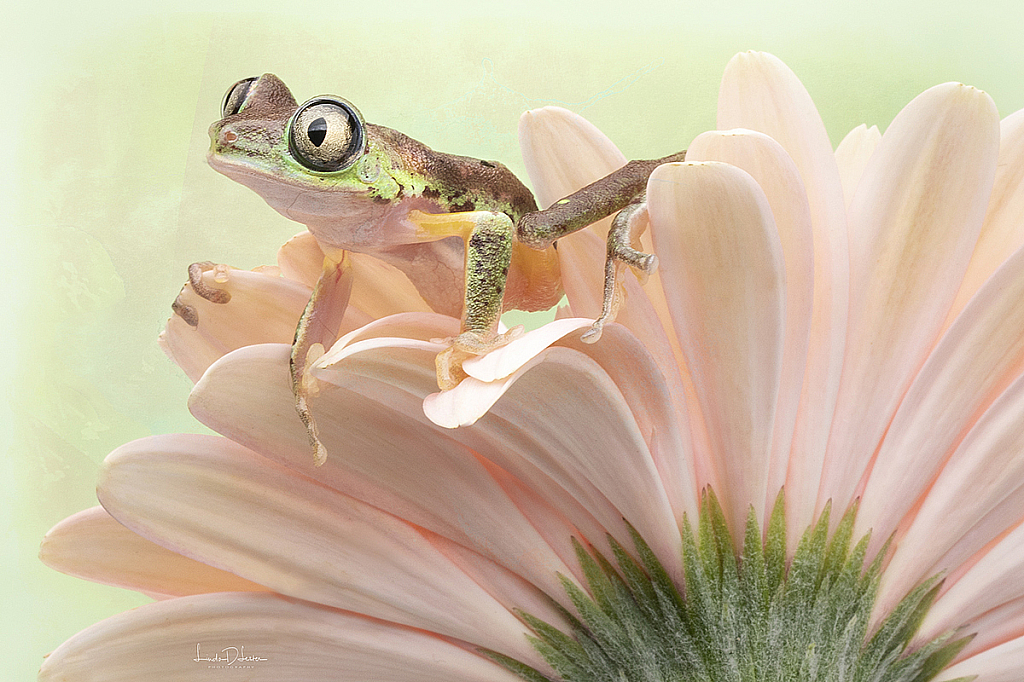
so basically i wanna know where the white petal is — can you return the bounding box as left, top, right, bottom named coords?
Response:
left=648, top=161, right=785, bottom=535
left=461, top=317, right=593, bottom=381
left=822, top=82, right=999, bottom=516
left=40, top=506, right=269, bottom=596
left=423, top=373, right=519, bottom=428
left=98, top=433, right=541, bottom=663
left=40, top=593, right=521, bottom=682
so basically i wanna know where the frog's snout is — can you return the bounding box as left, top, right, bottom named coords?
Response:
left=208, top=121, right=238, bottom=149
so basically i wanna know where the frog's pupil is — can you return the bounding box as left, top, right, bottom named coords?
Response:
left=308, top=118, right=328, bottom=147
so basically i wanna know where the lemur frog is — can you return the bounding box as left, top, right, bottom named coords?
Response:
left=186, top=74, right=682, bottom=463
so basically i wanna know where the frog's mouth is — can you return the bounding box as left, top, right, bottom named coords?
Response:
left=207, top=151, right=306, bottom=211
left=207, top=150, right=389, bottom=231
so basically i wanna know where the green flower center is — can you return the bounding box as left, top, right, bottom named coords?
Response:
left=490, top=492, right=972, bottom=682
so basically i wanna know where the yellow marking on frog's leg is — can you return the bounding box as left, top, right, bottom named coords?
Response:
left=290, top=249, right=353, bottom=466
left=582, top=198, right=657, bottom=344
left=409, top=210, right=520, bottom=390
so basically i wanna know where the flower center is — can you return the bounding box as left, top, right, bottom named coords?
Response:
left=491, top=492, right=970, bottom=682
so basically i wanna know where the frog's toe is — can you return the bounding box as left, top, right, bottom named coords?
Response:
left=580, top=321, right=605, bottom=344
left=434, top=326, right=525, bottom=390
left=451, top=325, right=524, bottom=355
left=435, top=346, right=471, bottom=391
left=636, top=252, right=658, bottom=276
left=188, top=261, right=232, bottom=304
left=171, top=292, right=199, bottom=328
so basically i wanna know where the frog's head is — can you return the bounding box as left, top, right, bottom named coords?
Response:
left=208, top=74, right=391, bottom=224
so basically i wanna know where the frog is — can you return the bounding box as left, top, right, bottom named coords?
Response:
left=182, top=73, right=684, bottom=463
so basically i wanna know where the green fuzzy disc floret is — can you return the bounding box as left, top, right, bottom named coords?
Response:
left=486, top=491, right=973, bottom=682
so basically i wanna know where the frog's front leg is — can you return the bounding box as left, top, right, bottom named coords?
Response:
left=516, top=152, right=684, bottom=342
left=581, top=195, right=656, bottom=343
left=408, top=210, right=519, bottom=390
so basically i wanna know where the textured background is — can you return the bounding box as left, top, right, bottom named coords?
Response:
left=3, top=0, right=1023, bottom=679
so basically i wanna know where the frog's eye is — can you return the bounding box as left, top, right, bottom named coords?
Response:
left=221, top=77, right=258, bottom=117
left=288, top=97, right=365, bottom=172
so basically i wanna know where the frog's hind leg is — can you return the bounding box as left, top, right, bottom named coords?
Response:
left=291, top=250, right=353, bottom=466
left=581, top=196, right=657, bottom=344
left=408, top=210, right=519, bottom=390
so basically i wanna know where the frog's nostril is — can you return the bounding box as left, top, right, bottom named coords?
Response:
left=223, top=130, right=238, bottom=143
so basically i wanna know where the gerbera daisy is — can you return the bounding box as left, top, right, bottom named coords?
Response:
left=39, top=52, right=1024, bottom=682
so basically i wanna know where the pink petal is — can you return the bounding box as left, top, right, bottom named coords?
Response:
left=934, top=617, right=1024, bottom=682
left=276, top=230, right=323, bottom=287
left=320, top=333, right=684, bottom=579
left=953, top=595, right=1024, bottom=661
left=858, top=244, right=1024, bottom=567
left=557, top=324, right=700, bottom=529
left=948, top=108, right=1024, bottom=321
left=189, top=343, right=583, bottom=600
left=98, top=433, right=543, bottom=664
left=685, top=129, right=814, bottom=530
left=519, top=106, right=627, bottom=210
left=648, top=161, right=786, bottom=535
left=821, top=82, right=999, bottom=516
left=518, top=106, right=688, bottom=408
left=518, top=106, right=623, bottom=318
left=834, top=124, right=882, bottom=209
left=460, top=346, right=684, bottom=578
left=717, top=52, right=851, bottom=509
left=40, top=506, right=269, bottom=596
left=278, top=231, right=434, bottom=318
left=161, top=268, right=311, bottom=382
left=917, top=516, right=1024, bottom=643
left=873, top=365, right=1024, bottom=617
left=39, top=592, right=521, bottom=682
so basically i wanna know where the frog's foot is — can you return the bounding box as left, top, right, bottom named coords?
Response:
left=171, top=261, right=233, bottom=328
left=188, top=261, right=233, bottom=303
left=583, top=200, right=656, bottom=344
left=434, top=326, right=525, bottom=390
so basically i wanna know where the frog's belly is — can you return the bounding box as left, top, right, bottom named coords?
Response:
left=374, top=238, right=466, bottom=318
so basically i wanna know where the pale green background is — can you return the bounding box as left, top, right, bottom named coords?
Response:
left=3, top=0, right=1022, bottom=678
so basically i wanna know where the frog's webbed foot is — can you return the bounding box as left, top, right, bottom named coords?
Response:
left=581, top=197, right=656, bottom=344
left=172, top=261, right=233, bottom=328
left=434, top=326, right=525, bottom=390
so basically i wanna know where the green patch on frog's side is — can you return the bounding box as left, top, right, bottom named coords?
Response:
left=487, top=492, right=973, bottom=682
